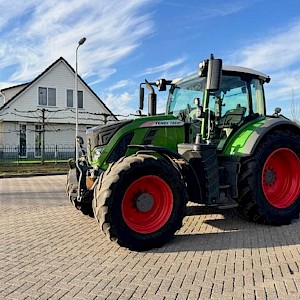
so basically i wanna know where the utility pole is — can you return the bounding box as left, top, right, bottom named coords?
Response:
left=75, top=37, right=87, bottom=160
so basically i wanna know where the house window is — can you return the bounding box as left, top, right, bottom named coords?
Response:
left=38, top=87, right=56, bottom=106
left=67, top=90, right=73, bottom=107
left=78, top=91, right=83, bottom=108
left=39, top=87, right=47, bottom=105
left=66, top=89, right=83, bottom=108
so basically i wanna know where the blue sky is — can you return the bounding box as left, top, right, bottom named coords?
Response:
left=0, top=0, right=300, bottom=119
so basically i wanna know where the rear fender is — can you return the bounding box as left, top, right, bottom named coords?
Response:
left=224, top=117, right=300, bottom=157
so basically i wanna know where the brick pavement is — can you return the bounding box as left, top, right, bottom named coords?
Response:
left=0, top=175, right=300, bottom=299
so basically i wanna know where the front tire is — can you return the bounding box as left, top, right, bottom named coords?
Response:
left=93, top=154, right=188, bottom=251
left=238, top=130, right=300, bottom=225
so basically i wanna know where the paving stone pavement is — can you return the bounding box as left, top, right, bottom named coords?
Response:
left=0, top=175, right=300, bottom=300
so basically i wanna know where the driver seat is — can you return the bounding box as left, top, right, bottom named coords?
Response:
left=217, top=104, right=246, bottom=128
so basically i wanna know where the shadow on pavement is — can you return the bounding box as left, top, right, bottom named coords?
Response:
left=154, top=204, right=300, bottom=253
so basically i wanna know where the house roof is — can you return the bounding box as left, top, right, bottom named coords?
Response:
left=1, top=82, right=29, bottom=92
left=0, top=57, right=117, bottom=120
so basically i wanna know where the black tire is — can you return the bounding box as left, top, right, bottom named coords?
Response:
left=93, top=154, right=188, bottom=251
left=237, top=130, right=300, bottom=225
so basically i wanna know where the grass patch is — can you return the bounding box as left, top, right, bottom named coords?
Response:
left=0, top=162, right=69, bottom=175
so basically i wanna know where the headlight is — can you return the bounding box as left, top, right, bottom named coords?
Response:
left=92, top=146, right=104, bottom=162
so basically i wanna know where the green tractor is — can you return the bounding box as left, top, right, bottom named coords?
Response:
left=67, top=54, right=300, bottom=251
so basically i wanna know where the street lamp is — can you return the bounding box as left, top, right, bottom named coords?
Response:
left=75, top=37, right=86, bottom=160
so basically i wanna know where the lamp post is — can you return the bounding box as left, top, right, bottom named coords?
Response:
left=75, top=37, right=86, bottom=160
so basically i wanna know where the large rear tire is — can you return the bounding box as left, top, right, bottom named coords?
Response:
left=93, top=154, right=188, bottom=251
left=237, top=130, right=300, bottom=225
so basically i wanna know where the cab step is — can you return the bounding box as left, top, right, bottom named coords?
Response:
left=220, top=184, right=231, bottom=189
left=217, top=191, right=238, bottom=209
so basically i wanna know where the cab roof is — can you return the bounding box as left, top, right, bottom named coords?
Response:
left=172, top=64, right=270, bottom=86
left=223, top=64, right=270, bottom=82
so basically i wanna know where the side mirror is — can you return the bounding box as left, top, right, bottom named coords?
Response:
left=273, top=107, right=281, bottom=117
left=206, top=54, right=222, bottom=91
left=139, top=87, right=144, bottom=110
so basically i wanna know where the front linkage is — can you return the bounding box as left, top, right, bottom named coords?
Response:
left=66, top=142, right=97, bottom=217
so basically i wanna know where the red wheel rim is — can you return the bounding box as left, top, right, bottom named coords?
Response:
left=122, top=175, right=173, bottom=234
left=262, top=148, right=300, bottom=208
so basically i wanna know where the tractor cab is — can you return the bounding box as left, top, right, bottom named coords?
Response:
left=166, top=59, right=270, bottom=148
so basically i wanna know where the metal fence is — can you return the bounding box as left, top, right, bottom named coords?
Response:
left=0, top=144, right=75, bottom=164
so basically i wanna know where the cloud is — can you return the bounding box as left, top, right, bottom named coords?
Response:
left=0, top=0, right=38, bottom=30
left=106, top=80, right=135, bottom=92
left=139, top=57, right=186, bottom=76
left=230, top=21, right=300, bottom=73
left=265, top=70, right=300, bottom=99
left=102, top=89, right=170, bottom=117
left=0, top=0, right=154, bottom=84
left=102, top=91, right=138, bottom=117
left=225, top=20, right=300, bottom=118
left=200, top=2, right=249, bottom=18
left=100, top=60, right=195, bottom=116
left=161, top=1, right=249, bottom=18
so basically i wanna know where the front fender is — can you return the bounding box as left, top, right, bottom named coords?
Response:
left=129, top=145, right=203, bottom=203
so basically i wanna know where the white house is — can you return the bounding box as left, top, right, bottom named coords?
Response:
left=0, top=57, right=117, bottom=160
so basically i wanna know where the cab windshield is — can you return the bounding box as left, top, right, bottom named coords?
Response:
left=167, top=74, right=205, bottom=115
left=167, top=73, right=265, bottom=118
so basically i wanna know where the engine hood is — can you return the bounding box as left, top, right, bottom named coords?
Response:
left=86, top=120, right=132, bottom=150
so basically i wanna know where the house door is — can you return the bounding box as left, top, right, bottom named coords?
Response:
left=19, top=124, right=27, bottom=157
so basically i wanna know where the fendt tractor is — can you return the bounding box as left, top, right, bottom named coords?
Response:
left=67, top=54, right=300, bottom=251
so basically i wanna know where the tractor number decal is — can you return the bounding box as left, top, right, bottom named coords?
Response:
left=140, top=120, right=184, bottom=127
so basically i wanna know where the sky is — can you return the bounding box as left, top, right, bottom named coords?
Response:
left=0, top=0, right=300, bottom=120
